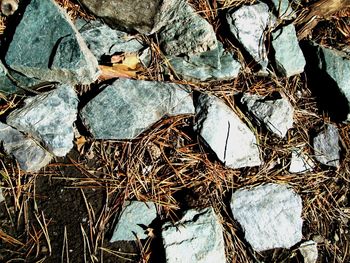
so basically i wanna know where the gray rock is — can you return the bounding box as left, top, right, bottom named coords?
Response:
left=299, top=240, right=318, bottom=263
left=313, top=124, right=340, bottom=168
left=5, top=0, right=99, bottom=85
left=159, top=1, right=217, bottom=56
left=0, top=122, right=52, bottom=172
left=7, top=85, right=78, bottom=157
left=195, top=94, right=261, bottom=169
left=272, top=24, right=306, bottom=77
left=271, top=0, right=296, bottom=19
left=226, top=3, right=276, bottom=70
left=110, top=201, right=157, bottom=242
left=230, top=183, right=303, bottom=251
left=167, top=43, right=241, bottom=82
left=289, top=148, right=315, bottom=173
left=139, top=47, right=152, bottom=67
left=0, top=188, right=4, bottom=203
left=81, top=79, right=194, bottom=140
left=241, top=93, right=294, bottom=138
left=162, top=207, right=226, bottom=263
left=79, top=20, right=144, bottom=61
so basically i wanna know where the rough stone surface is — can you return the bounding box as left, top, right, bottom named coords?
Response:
left=162, top=207, right=226, bottom=263
left=289, top=148, right=315, bottom=173
left=79, top=20, right=144, bottom=60
left=241, top=93, right=294, bottom=138
left=313, top=124, right=340, bottom=168
left=110, top=201, right=157, bottom=242
left=299, top=240, right=318, bottom=263
left=168, top=43, right=241, bottom=82
left=195, top=94, right=261, bottom=169
left=230, top=183, right=303, bottom=251
left=5, top=0, right=99, bottom=85
left=226, top=3, right=276, bottom=70
left=7, top=85, right=78, bottom=157
left=159, top=1, right=217, bottom=57
left=272, top=0, right=296, bottom=19
left=0, top=122, right=52, bottom=172
left=81, top=79, right=194, bottom=140
left=272, top=24, right=306, bottom=77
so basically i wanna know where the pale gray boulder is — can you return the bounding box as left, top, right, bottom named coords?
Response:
left=110, top=201, right=157, bottom=242
left=241, top=93, right=294, bottom=138
left=162, top=207, right=226, bottom=263
left=272, top=24, right=306, bottom=77
left=7, top=85, right=78, bottom=157
left=195, top=94, right=261, bottom=169
left=289, top=148, right=315, bottom=173
left=5, top=0, right=100, bottom=85
left=313, top=124, right=340, bottom=168
left=0, top=122, right=52, bottom=172
left=81, top=79, right=194, bottom=140
left=230, top=183, right=303, bottom=251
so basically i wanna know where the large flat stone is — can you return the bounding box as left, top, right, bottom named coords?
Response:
left=0, top=122, right=52, bottom=172
left=5, top=0, right=99, bottom=85
left=162, top=207, right=226, bottom=263
left=195, top=94, right=261, bottom=169
left=230, top=183, right=303, bottom=251
left=7, top=85, right=78, bottom=157
left=110, top=201, right=157, bottom=242
left=81, top=79, right=194, bottom=140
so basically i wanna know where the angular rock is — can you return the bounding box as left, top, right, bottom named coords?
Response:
left=241, top=93, right=294, bottom=138
left=271, top=0, right=296, bottom=20
left=299, top=240, right=318, bottom=263
left=7, top=85, right=78, bottom=157
left=78, top=20, right=144, bottom=61
left=0, top=188, right=4, bottom=203
left=230, top=183, right=303, bottom=251
left=81, top=79, right=194, bottom=140
left=272, top=24, right=306, bottom=77
left=313, top=124, right=340, bottom=168
left=168, top=43, right=241, bottom=82
left=159, top=1, right=217, bottom=56
left=195, top=94, right=261, bottom=169
left=289, top=148, right=315, bottom=173
left=110, top=201, right=157, bottom=242
left=5, top=0, right=99, bottom=85
left=162, top=207, right=226, bottom=263
left=0, top=122, right=52, bottom=172
left=226, top=3, right=276, bottom=70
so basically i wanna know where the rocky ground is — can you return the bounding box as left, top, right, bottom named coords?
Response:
left=0, top=0, right=349, bottom=262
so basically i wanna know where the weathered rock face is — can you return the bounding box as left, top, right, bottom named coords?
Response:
left=272, top=24, right=306, bottom=77
left=241, top=93, right=294, bottom=138
left=0, top=122, right=52, bottom=172
left=162, top=207, right=226, bottom=263
left=7, top=85, right=78, bottom=157
left=271, top=0, right=296, bottom=19
left=5, top=0, right=100, bottom=85
left=81, top=79, right=194, bottom=140
left=289, top=148, right=315, bottom=173
left=226, top=3, right=276, bottom=70
left=167, top=43, right=241, bottom=82
left=299, top=240, right=318, bottom=263
left=159, top=1, right=217, bottom=57
left=230, top=183, right=303, bottom=251
left=313, top=124, right=340, bottom=168
left=110, top=201, right=157, bottom=242
left=78, top=20, right=144, bottom=61
left=195, top=94, right=261, bottom=169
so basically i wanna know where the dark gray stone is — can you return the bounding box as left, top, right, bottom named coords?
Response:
left=7, top=85, right=78, bottom=157
left=81, top=79, right=194, bottom=140
left=230, top=183, right=303, bottom=251
left=313, top=124, right=340, bottom=168
left=195, top=94, right=261, bottom=169
left=162, top=207, right=226, bottom=263
left=0, top=122, right=52, bottom=172
left=5, top=0, right=99, bottom=85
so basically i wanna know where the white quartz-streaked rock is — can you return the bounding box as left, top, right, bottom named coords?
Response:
left=0, top=122, right=52, bottom=172
left=110, top=201, right=157, bottom=242
left=299, top=240, right=318, bottom=263
left=230, top=183, right=303, bottom=251
left=289, top=148, right=315, bottom=173
left=81, top=79, right=194, bottom=139
left=313, top=124, right=340, bottom=168
left=195, top=94, right=261, bottom=169
left=7, top=85, right=78, bottom=157
left=241, top=93, right=294, bottom=138
left=162, top=207, right=226, bottom=263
